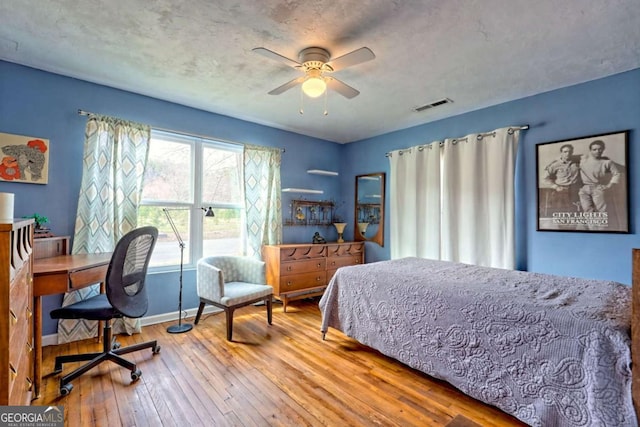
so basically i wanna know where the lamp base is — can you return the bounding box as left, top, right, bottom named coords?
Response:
left=166, top=323, right=193, bottom=334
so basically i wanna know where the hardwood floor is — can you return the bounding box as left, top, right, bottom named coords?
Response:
left=34, top=299, right=526, bottom=427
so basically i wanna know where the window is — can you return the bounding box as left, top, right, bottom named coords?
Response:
left=138, top=130, right=244, bottom=269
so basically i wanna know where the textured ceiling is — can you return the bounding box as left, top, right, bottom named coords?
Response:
left=1, top=0, right=639, bottom=143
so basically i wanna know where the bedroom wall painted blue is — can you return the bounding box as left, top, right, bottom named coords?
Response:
left=2, top=61, right=638, bottom=334
left=0, top=61, right=343, bottom=334
left=342, top=68, right=640, bottom=285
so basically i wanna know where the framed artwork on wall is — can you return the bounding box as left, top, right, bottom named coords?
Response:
left=536, top=130, right=629, bottom=233
left=0, top=132, right=49, bottom=184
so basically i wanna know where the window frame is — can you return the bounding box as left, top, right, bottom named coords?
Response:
left=141, top=129, right=244, bottom=273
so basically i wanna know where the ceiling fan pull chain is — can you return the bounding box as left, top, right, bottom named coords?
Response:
left=299, top=87, right=304, bottom=115
left=323, top=89, right=328, bottom=116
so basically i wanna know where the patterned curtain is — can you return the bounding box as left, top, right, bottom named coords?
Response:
left=244, top=144, right=282, bottom=259
left=58, top=114, right=150, bottom=344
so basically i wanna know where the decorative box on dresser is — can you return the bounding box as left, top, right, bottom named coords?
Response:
left=263, top=242, right=365, bottom=312
left=0, top=219, right=34, bottom=405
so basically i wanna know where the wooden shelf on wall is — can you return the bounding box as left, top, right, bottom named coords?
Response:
left=306, top=169, right=338, bottom=176
left=282, top=188, right=324, bottom=194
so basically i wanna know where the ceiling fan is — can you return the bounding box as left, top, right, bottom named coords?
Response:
left=252, top=46, right=375, bottom=99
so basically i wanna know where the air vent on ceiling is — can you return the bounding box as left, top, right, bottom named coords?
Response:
left=413, top=98, right=453, bottom=112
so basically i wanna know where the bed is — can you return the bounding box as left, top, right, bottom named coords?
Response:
left=319, top=256, right=638, bottom=427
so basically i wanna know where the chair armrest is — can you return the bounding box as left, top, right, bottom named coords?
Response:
left=197, top=258, right=224, bottom=301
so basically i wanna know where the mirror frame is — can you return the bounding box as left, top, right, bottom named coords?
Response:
left=354, top=172, right=385, bottom=246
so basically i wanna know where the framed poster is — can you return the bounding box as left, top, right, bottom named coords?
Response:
left=0, top=132, right=49, bottom=184
left=536, top=130, right=629, bottom=233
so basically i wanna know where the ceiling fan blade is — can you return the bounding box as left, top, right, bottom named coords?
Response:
left=252, top=47, right=300, bottom=68
left=326, top=77, right=360, bottom=99
left=328, top=47, right=375, bottom=71
left=268, top=77, right=305, bottom=95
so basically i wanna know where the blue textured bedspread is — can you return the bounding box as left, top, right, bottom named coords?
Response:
left=319, top=257, right=635, bottom=427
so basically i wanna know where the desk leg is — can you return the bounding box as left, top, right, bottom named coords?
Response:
left=33, top=295, right=42, bottom=400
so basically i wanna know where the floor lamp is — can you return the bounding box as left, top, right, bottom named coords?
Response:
left=163, top=206, right=215, bottom=334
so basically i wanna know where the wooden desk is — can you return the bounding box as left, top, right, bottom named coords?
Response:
left=32, top=253, right=112, bottom=399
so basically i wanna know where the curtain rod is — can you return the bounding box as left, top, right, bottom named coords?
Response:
left=77, top=109, right=285, bottom=153
left=384, top=125, right=529, bottom=157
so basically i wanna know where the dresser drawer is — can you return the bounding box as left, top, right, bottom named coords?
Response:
left=279, top=271, right=327, bottom=293
left=326, top=242, right=364, bottom=258
left=9, top=296, right=30, bottom=349
left=10, top=269, right=30, bottom=337
left=279, top=245, right=326, bottom=262
left=281, top=258, right=326, bottom=276
left=8, top=346, right=32, bottom=406
left=327, top=255, right=362, bottom=270
left=9, top=259, right=30, bottom=293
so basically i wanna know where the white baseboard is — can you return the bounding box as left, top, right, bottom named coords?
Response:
left=42, top=306, right=222, bottom=347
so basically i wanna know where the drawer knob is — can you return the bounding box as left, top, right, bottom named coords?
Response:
left=286, top=266, right=292, bottom=271
left=286, top=281, right=292, bottom=286
left=27, top=341, right=33, bottom=353
left=9, top=309, right=18, bottom=324
left=9, top=363, right=17, bottom=380
left=316, top=276, right=321, bottom=281
left=26, top=377, right=33, bottom=391
left=26, top=307, right=32, bottom=319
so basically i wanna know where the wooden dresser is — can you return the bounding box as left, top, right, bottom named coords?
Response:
left=263, top=242, right=364, bottom=312
left=0, top=219, right=34, bottom=405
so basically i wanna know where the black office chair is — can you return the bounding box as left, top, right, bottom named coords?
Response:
left=50, top=226, right=160, bottom=396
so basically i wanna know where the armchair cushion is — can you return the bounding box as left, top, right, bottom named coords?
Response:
left=220, top=282, right=273, bottom=306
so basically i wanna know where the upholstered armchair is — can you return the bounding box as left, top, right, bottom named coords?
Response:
left=195, top=256, right=273, bottom=341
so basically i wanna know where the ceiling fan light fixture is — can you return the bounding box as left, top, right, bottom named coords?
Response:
left=302, top=76, right=326, bottom=98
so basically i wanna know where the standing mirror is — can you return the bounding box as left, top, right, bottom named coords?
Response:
left=354, top=172, right=385, bottom=246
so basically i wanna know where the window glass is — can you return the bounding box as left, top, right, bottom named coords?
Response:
left=202, top=145, right=242, bottom=205
left=141, top=138, right=192, bottom=203
left=139, top=205, right=191, bottom=266
left=203, top=208, right=243, bottom=257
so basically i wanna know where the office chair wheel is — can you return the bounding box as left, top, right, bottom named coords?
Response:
left=131, top=369, right=142, bottom=381
left=60, top=383, right=73, bottom=396
left=152, top=345, right=161, bottom=354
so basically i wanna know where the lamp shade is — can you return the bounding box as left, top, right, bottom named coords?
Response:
left=302, top=76, right=327, bottom=98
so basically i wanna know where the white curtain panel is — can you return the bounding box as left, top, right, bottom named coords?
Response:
left=390, top=127, right=520, bottom=269
left=389, top=142, right=441, bottom=260
left=441, top=128, right=519, bottom=268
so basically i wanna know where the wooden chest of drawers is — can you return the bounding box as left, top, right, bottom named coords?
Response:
left=1, top=219, right=35, bottom=405
left=262, top=242, right=364, bottom=312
